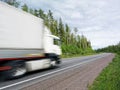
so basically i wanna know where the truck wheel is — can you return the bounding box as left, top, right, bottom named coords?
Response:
left=50, top=58, right=61, bottom=68
left=2, top=61, right=27, bottom=80
left=50, top=59, right=60, bottom=68
left=51, top=61, right=57, bottom=67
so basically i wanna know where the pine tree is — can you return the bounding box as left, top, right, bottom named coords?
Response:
left=29, top=8, right=34, bottom=15
left=65, top=24, right=70, bottom=45
left=38, top=9, right=46, bottom=19
left=34, top=9, right=39, bottom=17
left=22, top=4, right=28, bottom=12
left=1, top=0, right=20, bottom=7
left=58, top=18, right=65, bottom=42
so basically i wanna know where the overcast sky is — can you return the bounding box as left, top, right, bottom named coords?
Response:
left=18, top=0, right=120, bottom=49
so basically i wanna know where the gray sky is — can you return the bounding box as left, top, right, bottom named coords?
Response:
left=18, top=0, right=120, bottom=49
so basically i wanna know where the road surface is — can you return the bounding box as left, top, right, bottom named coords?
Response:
left=0, top=53, right=114, bottom=90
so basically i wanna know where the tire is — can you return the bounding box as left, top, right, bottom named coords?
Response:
left=50, top=58, right=60, bottom=69
left=50, top=61, right=57, bottom=67
left=2, top=60, right=27, bottom=80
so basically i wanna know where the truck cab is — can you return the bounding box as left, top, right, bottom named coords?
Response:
left=44, top=27, right=62, bottom=56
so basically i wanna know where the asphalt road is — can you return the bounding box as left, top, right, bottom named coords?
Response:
left=0, top=53, right=111, bottom=90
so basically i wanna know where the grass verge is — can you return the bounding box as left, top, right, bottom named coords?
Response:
left=62, top=53, right=97, bottom=58
left=89, top=54, right=120, bottom=90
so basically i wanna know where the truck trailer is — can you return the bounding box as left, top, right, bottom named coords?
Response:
left=0, top=1, right=62, bottom=79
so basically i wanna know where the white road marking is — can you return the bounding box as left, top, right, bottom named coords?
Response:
left=0, top=55, right=108, bottom=90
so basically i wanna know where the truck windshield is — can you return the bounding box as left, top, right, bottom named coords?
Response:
left=54, top=39, right=61, bottom=46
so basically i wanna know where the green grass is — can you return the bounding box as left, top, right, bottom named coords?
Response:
left=61, top=52, right=97, bottom=58
left=89, top=54, right=120, bottom=90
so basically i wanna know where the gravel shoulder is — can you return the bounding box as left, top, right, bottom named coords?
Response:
left=21, top=54, right=115, bottom=90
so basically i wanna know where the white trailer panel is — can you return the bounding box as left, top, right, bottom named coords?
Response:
left=0, top=2, right=44, bottom=49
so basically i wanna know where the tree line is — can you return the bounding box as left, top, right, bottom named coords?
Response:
left=1, top=0, right=94, bottom=55
left=96, top=43, right=120, bottom=54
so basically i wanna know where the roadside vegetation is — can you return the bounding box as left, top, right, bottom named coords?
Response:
left=1, top=0, right=94, bottom=57
left=96, top=42, right=120, bottom=54
left=89, top=43, right=120, bottom=90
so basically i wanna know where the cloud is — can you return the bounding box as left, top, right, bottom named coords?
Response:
left=71, top=12, right=84, bottom=19
left=78, top=26, right=102, bottom=32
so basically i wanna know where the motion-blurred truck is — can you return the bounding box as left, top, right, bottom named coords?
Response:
left=0, top=1, right=62, bottom=79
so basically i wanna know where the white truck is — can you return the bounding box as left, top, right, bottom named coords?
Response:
left=0, top=1, right=62, bottom=79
